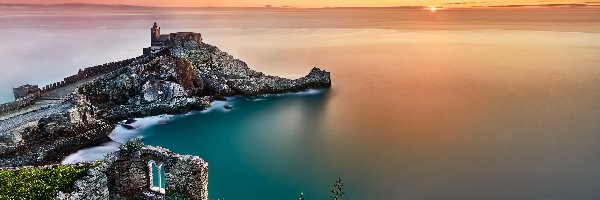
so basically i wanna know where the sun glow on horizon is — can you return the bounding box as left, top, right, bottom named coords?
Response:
left=427, top=6, right=439, bottom=12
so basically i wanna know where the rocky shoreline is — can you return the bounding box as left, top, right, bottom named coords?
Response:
left=0, top=32, right=331, bottom=167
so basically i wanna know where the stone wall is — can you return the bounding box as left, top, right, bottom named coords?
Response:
left=41, top=56, right=145, bottom=92
left=56, top=162, right=110, bottom=200
left=0, top=162, right=94, bottom=171
left=57, top=145, right=209, bottom=200
left=0, top=93, right=39, bottom=114
left=13, top=84, right=41, bottom=99
left=169, top=32, right=202, bottom=46
left=0, top=55, right=150, bottom=117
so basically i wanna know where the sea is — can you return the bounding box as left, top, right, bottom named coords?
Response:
left=2, top=7, right=600, bottom=199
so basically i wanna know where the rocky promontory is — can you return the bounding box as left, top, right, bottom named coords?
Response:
left=0, top=31, right=331, bottom=167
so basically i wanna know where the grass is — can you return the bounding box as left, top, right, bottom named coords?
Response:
left=0, top=163, right=97, bottom=200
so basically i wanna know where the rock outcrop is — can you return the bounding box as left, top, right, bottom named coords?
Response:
left=0, top=33, right=331, bottom=167
left=0, top=96, right=112, bottom=167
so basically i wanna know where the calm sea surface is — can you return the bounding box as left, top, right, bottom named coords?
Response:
left=3, top=8, right=600, bottom=199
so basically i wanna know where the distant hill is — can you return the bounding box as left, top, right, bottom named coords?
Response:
left=0, top=3, right=427, bottom=10
left=0, top=3, right=149, bottom=9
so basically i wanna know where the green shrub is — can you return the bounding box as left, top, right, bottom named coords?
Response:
left=0, top=164, right=97, bottom=199
left=119, top=137, right=144, bottom=155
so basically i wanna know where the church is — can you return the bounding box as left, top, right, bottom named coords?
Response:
left=146, top=22, right=203, bottom=54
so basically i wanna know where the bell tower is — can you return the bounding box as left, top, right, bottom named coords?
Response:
left=151, top=22, right=160, bottom=42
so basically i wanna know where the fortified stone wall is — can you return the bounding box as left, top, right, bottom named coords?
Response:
left=57, top=145, right=209, bottom=200
left=0, top=93, right=40, bottom=114
left=40, top=56, right=144, bottom=93
left=169, top=32, right=202, bottom=46
left=0, top=55, right=150, bottom=116
left=13, top=85, right=41, bottom=99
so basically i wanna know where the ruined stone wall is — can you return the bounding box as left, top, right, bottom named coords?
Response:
left=58, top=145, right=209, bottom=200
left=56, top=162, right=111, bottom=200
left=169, top=32, right=203, bottom=46
left=0, top=162, right=94, bottom=172
left=13, top=85, right=41, bottom=99
left=0, top=93, right=39, bottom=114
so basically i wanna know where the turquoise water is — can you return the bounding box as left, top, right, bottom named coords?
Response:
left=150, top=162, right=166, bottom=190
left=140, top=92, right=347, bottom=199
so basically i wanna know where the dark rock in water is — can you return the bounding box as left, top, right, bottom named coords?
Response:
left=224, top=105, right=233, bottom=109
left=124, top=118, right=137, bottom=124
left=213, top=95, right=227, bottom=101
left=120, top=123, right=136, bottom=130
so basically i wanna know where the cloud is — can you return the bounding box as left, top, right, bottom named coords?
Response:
left=488, top=3, right=598, bottom=8
left=319, top=6, right=426, bottom=9
left=440, top=1, right=600, bottom=8
left=444, top=2, right=486, bottom=5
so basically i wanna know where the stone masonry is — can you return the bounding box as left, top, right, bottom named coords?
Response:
left=57, top=145, right=208, bottom=200
left=13, top=84, right=41, bottom=100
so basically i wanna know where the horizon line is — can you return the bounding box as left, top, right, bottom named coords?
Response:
left=1, top=3, right=600, bottom=10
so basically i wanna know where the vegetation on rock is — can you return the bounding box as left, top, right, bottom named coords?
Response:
left=119, top=137, right=144, bottom=155
left=0, top=164, right=97, bottom=199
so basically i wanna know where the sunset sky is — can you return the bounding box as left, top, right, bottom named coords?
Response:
left=1, top=0, right=599, bottom=8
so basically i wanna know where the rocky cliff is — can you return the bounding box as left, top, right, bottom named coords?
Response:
left=0, top=36, right=331, bottom=167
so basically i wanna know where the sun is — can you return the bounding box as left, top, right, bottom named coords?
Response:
left=429, top=6, right=437, bottom=12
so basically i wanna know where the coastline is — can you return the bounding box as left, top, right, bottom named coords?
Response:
left=0, top=25, right=331, bottom=168
left=61, top=89, right=328, bottom=164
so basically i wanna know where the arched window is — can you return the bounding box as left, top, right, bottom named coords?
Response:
left=148, top=160, right=166, bottom=194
